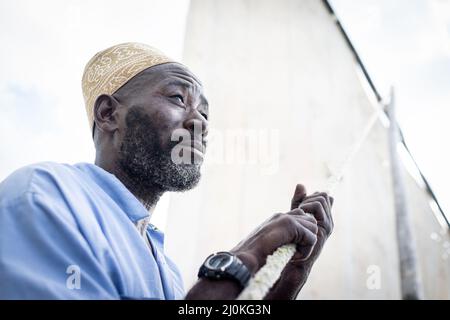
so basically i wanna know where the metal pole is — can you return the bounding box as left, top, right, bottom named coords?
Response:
left=387, top=87, right=424, bottom=300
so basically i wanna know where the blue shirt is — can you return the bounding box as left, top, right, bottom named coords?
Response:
left=0, top=162, right=185, bottom=299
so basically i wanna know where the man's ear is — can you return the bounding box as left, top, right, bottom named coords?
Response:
left=93, top=94, right=121, bottom=134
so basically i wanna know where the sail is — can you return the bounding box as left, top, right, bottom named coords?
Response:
left=165, top=0, right=450, bottom=299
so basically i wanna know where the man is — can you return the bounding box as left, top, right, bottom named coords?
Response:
left=0, top=42, right=333, bottom=299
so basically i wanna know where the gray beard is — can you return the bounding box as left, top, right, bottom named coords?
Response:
left=118, top=107, right=202, bottom=194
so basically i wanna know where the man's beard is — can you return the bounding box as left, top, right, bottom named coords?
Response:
left=117, top=107, right=202, bottom=193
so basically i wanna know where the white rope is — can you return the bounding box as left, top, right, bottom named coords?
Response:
left=237, top=111, right=380, bottom=300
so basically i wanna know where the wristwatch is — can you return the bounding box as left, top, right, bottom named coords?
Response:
left=198, top=251, right=252, bottom=288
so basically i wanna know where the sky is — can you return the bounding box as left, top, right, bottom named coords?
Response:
left=0, top=0, right=449, bottom=225
left=0, top=0, right=190, bottom=228
left=330, top=0, right=450, bottom=223
left=0, top=0, right=189, bottom=171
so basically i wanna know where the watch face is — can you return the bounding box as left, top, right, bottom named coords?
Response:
left=205, top=252, right=234, bottom=270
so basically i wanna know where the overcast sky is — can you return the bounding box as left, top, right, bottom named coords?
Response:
left=0, top=0, right=448, bottom=223
left=0, top=0, right=191, bottom=228
left=0, top=0, right=189, bottom=175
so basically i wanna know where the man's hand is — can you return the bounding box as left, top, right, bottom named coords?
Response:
left=185, top=183, right=332, bottom=300
left=229, top=204, right=320, bottom=275
left=185, top=185, right=322, bottom=300
left=265, top=184, right=334, bottom=299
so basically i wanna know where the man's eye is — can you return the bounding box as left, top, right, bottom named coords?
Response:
left=201, top=113, right=209, bottom=120
left=170, top=95, right=184, bottom=104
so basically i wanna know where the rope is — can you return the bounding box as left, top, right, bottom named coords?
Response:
left=237, top=111, right=380, bottom=300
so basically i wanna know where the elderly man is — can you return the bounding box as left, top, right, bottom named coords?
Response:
left=0, top=43, right=333, bottom=299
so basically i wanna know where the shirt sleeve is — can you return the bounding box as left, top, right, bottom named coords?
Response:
left=0, top=191, right=120, bottom=299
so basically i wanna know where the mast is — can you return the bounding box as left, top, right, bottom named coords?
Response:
left=387, top=87, right=424, bottom=299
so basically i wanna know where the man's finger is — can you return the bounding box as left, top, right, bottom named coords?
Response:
left=289, top=208, right=317, bottom=225
left=302, top=194, right=330, bottom=217
left=290, top=184, right=307, bottom=210
left=302, top=193, right=333, bottom=230
left=297, top=217, right=319, bottom=235
left=329, top=196, right=334, bottom=229
left=299, top=201, right=327, bottom=225
left=294, top=226, right=317, bottom=260
left=300, top=201, right=333, bottom=234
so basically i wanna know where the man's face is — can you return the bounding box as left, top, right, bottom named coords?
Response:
left=113, top=62, right=209, bottom=192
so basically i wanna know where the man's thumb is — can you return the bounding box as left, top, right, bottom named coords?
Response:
left=291, top=183, right=307, bottom=210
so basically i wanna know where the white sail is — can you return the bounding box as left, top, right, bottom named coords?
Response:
left=165, top=0, right=450, bottom=299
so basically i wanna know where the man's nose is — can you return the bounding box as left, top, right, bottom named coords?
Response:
left=183, top=110, right=208, bottom=137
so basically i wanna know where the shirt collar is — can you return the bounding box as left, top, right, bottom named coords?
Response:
left=74, top=162, right=151, bottom=223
